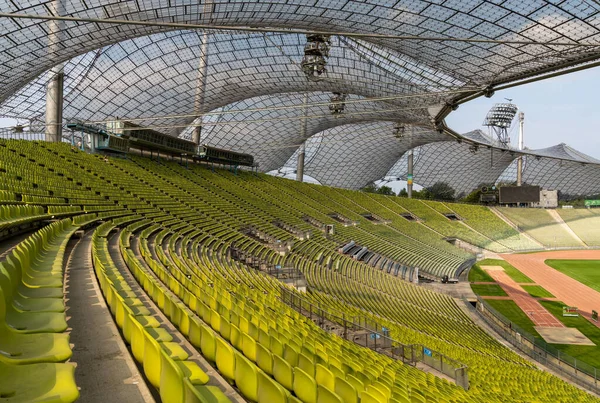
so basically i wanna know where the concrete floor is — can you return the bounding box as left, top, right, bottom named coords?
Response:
left=64, top=231, right=155, bottom=402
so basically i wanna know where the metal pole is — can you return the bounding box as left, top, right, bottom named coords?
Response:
left=407, top=150, right=413, bottom=198
left=297, top=144, right=305, bottom=182
left=192, top=0, right=212, bottom=146
left=517, top=111, right=524, bottom=186
left=296, top=93, right=308, bottom=182
left=45, top=1, right=64, bottom=143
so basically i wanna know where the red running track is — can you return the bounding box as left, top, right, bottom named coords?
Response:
left=501, top=250, right=600, bottom=327
left=486, top=269, right=564, bottom=328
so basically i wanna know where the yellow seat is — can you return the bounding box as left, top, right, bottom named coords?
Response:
left=200, top=324, right=217, bottom=362
left=215, top=337, right=236, bottom=381
left=0, top=361, right=79, bottom=403
left=235, top=353, right=259, bottom=402
left=258, top=370, right=290, bottom=403
left=242, top=332, right=257, bottom=362
left=273, top=354, right=294, bottom=391
left=317, top=384, right=343, bottom=403
left=335, top=376, right=358, bottom=403
left=316, top=364, right=335, bottom=390
left=298, top=352, right=315, bottom=377
left=183, top=378, right=231, bottom=403
left=256, top=343, right=273, bottom=376
left=293, top=367, right=317, bottom=403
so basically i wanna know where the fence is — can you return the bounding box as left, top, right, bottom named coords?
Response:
left=472, top=296, right=600, bottom=393
left=281, top=287, right=469, bottom=390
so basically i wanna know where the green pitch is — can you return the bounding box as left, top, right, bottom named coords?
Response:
left=545, top=259, right=600, bottom=294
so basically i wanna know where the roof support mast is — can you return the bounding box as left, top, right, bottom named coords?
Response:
left=45, top=0, right=64, bottom=143
left=297, top=93, right=308, bottom=182
left=517, top=112, right=524, bottom=186
left=192, top=0, right=212, bottom=147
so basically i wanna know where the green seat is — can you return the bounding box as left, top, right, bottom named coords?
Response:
left=273, top=354, right=294, bottom=391
left=0, top=361, right=79, bottom=402
left=215, top=337, right=236, bottom=381
left=235, top=353, right=259, bottom=402
left=317, top=384, right=343, bottom=403
left=258, top=370, right=290, bottom=403
left=1, top=285, right=67, bottom=334
left=0, top=326, right=72, bottom=364
left=0, top=267, right=64, bottom=313
left=293, top=367, right=317, bottom=403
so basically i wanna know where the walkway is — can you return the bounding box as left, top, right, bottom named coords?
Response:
left=64, top=231, right=155, bottom=402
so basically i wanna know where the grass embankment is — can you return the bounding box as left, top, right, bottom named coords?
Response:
left=474, top=258, right=533, bottom=283
left=521, top=285, right=555, bottom=299
left=545, top=259, right=600, bottom=293
left=485, top=300, right=540, bottom=337
left=468, top=263, right=495, bottom=282
left=470, top=284, right=508, bottom=297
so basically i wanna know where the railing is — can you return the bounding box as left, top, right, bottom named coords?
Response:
left=281, top=287, right=469, bottom=390
left=472, top=296, right=600, bottom=393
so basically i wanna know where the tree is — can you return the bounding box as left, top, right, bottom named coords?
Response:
left=376, top=185, right=395, bottom=196
left=398, top=188, right=408, bottom=197
left=361, top=183, right=377, bottom=193
left=424, top=182, right=455, bottom=201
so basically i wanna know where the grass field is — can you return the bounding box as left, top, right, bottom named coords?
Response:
left=468, top=263, right=495, bottom=282
left=477, top=258, right=533, bottom=283
left=470, top=284, right=508, bottom=297
left=521, top=285, right=555, bottom=299
left=545, top=259, right=600, bottom=294
left=539, top=301, right=600, bottom=367
left=485, top=299, right=540, bottom=337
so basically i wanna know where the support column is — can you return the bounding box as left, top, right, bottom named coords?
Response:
left=296, top=93, right=309, bottom=182
left=516, top=111, right=524, bottom=186
left=407, top=150, right=414, bottom=198
left=193, top=1, right=212, bottom=147
left=46, top=66, right=64, bottom=142
left=296, top=144, right=305, bottom=182
left=45, top=0, right=64, bottom=143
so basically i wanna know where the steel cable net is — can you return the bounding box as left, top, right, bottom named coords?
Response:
left=283, top=121, right=447, bottom=189
left=3, top=1, right=600, bottom=192
left=3, top=0, right=600, bottom=104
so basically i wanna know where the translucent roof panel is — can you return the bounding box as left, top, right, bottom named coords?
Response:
left=1, top=31, right=444, bottom=133
left=178, top=92, right=412, bottom=172
left=2, top=1, right=600, bottom=106
left=386, top=130, right=517, bottom=196
left=284, top=122, right=447, bottom=189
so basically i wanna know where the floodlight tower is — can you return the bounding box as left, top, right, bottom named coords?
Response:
left=482, top=103, right=518, bottom=146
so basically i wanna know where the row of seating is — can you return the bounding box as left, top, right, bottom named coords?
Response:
left=0, top=218, right=80, bottom=402
left=92, top=219, right=231, bottom=403
left=0, top=139, right=597, bottom=402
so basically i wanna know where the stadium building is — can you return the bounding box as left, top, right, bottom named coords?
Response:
left=2, top=1, right=600, bottom=402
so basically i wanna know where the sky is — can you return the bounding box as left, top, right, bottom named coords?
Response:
left=446, top=66, right=600, bottom=159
